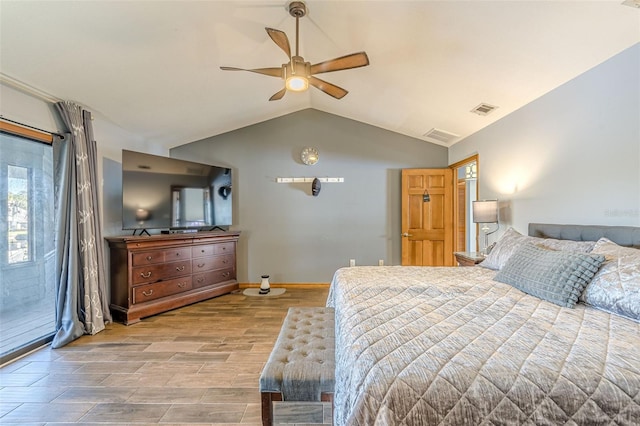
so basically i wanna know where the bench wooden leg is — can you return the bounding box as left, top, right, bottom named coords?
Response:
left=261, top=392, right=283, bottom=426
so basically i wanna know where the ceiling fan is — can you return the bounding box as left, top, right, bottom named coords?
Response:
left=220, top=1, right=369, bottom=101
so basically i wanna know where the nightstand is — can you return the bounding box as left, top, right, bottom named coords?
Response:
left=454, top=251, right=486, bottom=267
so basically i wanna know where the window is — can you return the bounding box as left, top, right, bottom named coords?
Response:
left=7, top=165, right=31, bottom=264
left=0, top=130, right=55, bottom=363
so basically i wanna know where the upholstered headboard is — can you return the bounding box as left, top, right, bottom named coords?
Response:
left=528, top=223, right=640, bottom=248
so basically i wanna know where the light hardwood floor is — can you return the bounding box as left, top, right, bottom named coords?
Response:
left=0, top=287, right=329, bottom=425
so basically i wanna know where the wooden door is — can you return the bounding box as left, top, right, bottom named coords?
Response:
left=401, top=168, right=454, bottom=266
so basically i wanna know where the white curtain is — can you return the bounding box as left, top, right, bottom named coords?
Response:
left=52, top=101, right=111, bottom=348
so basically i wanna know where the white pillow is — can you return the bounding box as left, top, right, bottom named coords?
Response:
left=479, top=227, right=596, bottom=270
left=580, top=238, right=640, bottom=321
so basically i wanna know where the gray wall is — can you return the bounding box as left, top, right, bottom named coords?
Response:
left=172, top=109, right=448, bottom=284
left=450, top=43, right=640, bottom=239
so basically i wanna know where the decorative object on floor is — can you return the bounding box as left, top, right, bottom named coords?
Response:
left=473, top=199, right=499, bottom=254
left=259, top=275, right=271, bottom=294
left=301, top=146, right=319, bottom=165
left=243, top=288, right=286, bottom=297
left=220, top=1, right=369, bottom=100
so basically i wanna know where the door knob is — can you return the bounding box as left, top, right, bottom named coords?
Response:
left=401, top=233, right=413, bottom=237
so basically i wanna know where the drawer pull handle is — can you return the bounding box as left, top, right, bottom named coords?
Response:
left=175, top=253, right=181, bottom=256
left=222, top=259, right=228, bottom=264
left=142, top=289, right=154, bottom=296
left=146, top=255, right=152, bottom=261
left=177, top=282, right=187, bottom=288
left=140, top=271, right=152, bottom=278
left=223, top=272, right=230, bottom=278
left=197, top=263, right=205, bottom=268
left=176, top=265, right=185, bottom=272
left=197, top=277, right=205, bottom=283
left=201, top=249, right=205, bottom=253
left=222, top=247, right=226, bottom=250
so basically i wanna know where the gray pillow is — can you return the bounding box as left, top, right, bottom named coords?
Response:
left=494, top=243, right=605, bottom=308
left=480, top=227, right=596, bottom=271
left=580, top=238, right=640, bottom=321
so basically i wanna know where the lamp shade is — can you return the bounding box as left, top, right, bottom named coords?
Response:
left=135, top=208, right=150, bottom=221
left=473, top=200, right=498, bottom=223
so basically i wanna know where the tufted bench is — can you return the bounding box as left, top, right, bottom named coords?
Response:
left=259, top=307, right=335, bottom=426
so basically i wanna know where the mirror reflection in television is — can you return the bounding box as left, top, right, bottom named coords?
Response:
left=122, top=150, right=232, bottom=231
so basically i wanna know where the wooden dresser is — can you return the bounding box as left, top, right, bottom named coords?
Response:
left=106, top=231, right=240, bottom=324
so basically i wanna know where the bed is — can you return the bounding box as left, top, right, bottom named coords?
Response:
left=327, top=223, right=640, bottom=425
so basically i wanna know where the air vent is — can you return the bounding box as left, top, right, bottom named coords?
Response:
left=471, top=103, right=499, bottom=116
left=422, top=128, right=460, bottom=144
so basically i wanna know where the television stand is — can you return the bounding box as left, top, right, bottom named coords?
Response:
left=106, top=231, right=240, bottom=324
left=132, top=229, right=150, bottom=236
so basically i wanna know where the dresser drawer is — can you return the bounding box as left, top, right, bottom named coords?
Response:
left=192, top=244, right=215, bottom=258
left=192, top=268, right=236, bottom=289
left=133, top=276, right=193, bottom=304
left=132, top=247, right=191, bottom=266
left=132, top=260, right=192, bottom=285
left=192, top=254, right=234, bottom=273
left=214, top=242, right=235, bottom=255
left=129, top=238, right=192, bottom=250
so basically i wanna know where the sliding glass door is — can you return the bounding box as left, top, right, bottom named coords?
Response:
left=0, top=132, right=55, bottom=363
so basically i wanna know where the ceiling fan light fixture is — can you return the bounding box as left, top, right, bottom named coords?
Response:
left=286, top=75, right=308, bottom=91
left=285, top=57, right=310, bottom=92
left=220, top=0, right=369, bottom=101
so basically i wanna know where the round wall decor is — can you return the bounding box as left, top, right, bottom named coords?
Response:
left=301, top=147, right=319, bottom=165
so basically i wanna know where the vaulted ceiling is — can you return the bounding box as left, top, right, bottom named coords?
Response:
left=1, top=1, right=638, bottom=149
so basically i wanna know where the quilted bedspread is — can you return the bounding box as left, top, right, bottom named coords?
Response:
left=326, top=266, right=640, bottom=426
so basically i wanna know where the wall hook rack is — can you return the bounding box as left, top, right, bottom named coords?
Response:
left=275, top=177, right=344, bottom=183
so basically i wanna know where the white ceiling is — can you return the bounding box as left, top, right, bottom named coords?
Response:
left=1, top=1, right=639, bottom=149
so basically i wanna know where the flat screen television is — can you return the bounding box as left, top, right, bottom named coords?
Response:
left=122, top=150, right=232, bottom=232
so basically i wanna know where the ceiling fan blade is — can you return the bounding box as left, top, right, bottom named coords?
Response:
left=269, top=87, right=287, bottom=101
left=220, top=66, right=283, bottom=78
left=310, top=52, right=369, bottom=75
left=308, top=76, right=348, bottom=99
left=266, top=28, right=291, bottom=58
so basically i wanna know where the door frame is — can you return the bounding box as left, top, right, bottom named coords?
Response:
left=449, top=154, right=479, bottom=252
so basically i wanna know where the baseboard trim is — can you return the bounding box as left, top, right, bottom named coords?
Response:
left=239, top=282, right=330, bottom=289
